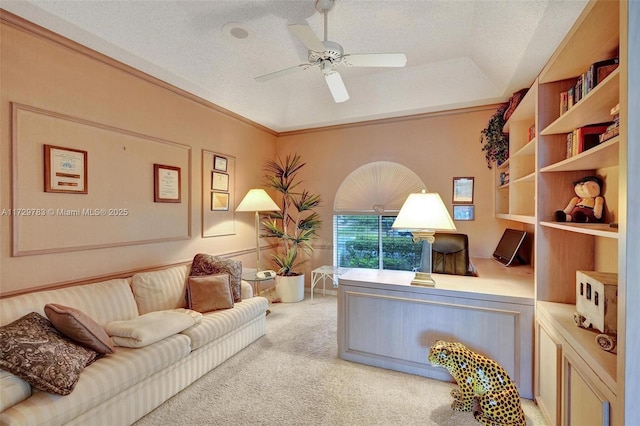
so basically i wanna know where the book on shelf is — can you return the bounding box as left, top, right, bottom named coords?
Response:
left=559, top=58, right=619, bottom=118
left=528, top=124, right=536, bottom=141
left=567, top=124, right=611, bottom=158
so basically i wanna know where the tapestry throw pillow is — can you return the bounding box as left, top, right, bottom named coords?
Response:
left=186, top=274, right=234, bottom=313
left=44, top=303, right=115, bottom=354
left=189, top=253, right=242, bottom=302
left=0, top=312, right=100, bottom=395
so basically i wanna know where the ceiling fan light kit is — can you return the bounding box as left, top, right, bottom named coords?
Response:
left=255, top=0, right=407, bottom=103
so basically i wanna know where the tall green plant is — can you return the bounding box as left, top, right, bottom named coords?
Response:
left=262, top=154, right=322, bottom=276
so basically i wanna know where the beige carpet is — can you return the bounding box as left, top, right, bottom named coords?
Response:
left=134, top=295, right=547, bottom=426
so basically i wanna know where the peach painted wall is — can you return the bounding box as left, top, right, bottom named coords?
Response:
left=275, top=108, right=519, bottom=279
left=0, top=16, right=277, bottom=295
left=0, top=12, right=522, bottom=296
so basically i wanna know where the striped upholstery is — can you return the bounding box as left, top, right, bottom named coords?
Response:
left=182, top=296, right=268, bottom=350
left=0, top=334, right=191, bottom=426
left=65, top=315, right=266, bottom=426
left=0, top=266, right=268, bottom=426
left=0, top=278, right=138, bottom=327
left=131, top=265, right=189, bottom=314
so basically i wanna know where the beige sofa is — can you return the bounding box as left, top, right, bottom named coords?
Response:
left=0, top=263, right=269, bottom=426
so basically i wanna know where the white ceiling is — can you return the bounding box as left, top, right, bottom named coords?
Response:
left=2, top=0, right=588, bottom=133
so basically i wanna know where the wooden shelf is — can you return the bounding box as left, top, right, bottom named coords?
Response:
left=512, top=172, right=535, bottom=184
left=538, top=1, right=619, bottom=84
left=540, top=136, right=619, bottom=172
left=540, top=221, right=619, bottom=238
left=541, top=70, right=619, bottom=135
left=504, top=85, right=537, bottom=132
left=512, top=138, right=536, bottom=158
left=536, top=301, right=617, bottom=395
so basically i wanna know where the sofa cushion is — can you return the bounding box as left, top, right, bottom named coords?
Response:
left=189, top=254, right=242, bottom=302
left=181, top=296, right=268, bottom=350
left=186, top=274, right=234, bottom=313
left=106, top=310, right=201, bottom=348
left=0, top=333, right=191, bottom=426
left=44, top=303, right=115, bottom=354
left=0, top=278, right=138, bottom=328
left=0, top=370, right=31, bottom=412
left=0, top=312, right=100, bottom=396
left=131, top=265, right=189, bottom=314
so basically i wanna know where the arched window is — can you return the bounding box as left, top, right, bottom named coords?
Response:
left=333, top=162, right=426, bottom=270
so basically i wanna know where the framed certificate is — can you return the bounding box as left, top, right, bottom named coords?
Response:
left=44, top=145, right=88, bottom=194
left=211, top=191, right=229, bottom=211
left=214, top=155, right=228, bottom=172
left=154, top=164, right=181, bottom=203
left=211, top=172, right=229, bottom=191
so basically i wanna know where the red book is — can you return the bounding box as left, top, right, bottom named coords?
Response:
left=575, top=124, right=610, bottom=154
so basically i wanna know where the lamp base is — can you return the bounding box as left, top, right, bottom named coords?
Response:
left=411, top=271, right=436, bottom=287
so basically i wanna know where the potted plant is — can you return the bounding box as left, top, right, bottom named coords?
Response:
left=262, top=154, right=322, bottom=302
left=480, top=105, right=509, bottom=169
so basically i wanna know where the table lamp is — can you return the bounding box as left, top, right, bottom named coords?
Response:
left=236, top=189, right=280, bottom=272
left=391, top=190, right=456, bottom=286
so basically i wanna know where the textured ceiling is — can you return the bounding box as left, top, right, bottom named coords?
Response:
left=2, top=0, right=588, bottom=132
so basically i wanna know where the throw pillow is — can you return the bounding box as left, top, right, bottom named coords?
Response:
left=105, top=310, right=199, bottom=348
left=189, top=253, right=242, bottom=302
left=186, top=274, right=234, bottom=313
left=0, top=312, right=100, bottom=395
left=44, top=303, right=115, bottom=354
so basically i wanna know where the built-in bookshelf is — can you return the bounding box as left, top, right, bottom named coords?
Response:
left=497, top=83, right=537, bottom=224
left=531, top=1, right=627, bottom=425
left=494, top=1, right=629, bottom=424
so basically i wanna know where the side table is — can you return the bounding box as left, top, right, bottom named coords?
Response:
left=310, top=266, right=350, bottom=302
left=241, top=272, right=274, bottom=298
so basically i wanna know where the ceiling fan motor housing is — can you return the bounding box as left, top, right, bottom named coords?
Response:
left=308, top=40, right=343, bottom=65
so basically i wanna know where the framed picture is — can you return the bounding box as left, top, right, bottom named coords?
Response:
left=214, top=155, right=228, bottom=172
left=211, top=172, right=229, bottom=191
left=211, top=191, right=229, bottom=211
left=453, top=205, right=475, bottom=221
left=452, top=177, right=474, bottom=204
left=44, top=144, right=88, bottom=194
left=154, top=164, right=181, bottom=203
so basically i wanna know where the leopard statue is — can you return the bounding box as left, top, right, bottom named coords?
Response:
left=428, top=340, right=526, bottom=426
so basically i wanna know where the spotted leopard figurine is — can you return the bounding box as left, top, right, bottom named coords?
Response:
left=428, top=340, right=526, bottom=426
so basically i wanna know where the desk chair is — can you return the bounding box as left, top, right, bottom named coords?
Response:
left=420, top=232, right=476, bottom=276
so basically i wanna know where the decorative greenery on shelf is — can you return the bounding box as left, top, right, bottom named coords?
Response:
left=262, top=154, right=322, bottom=277
left=480, top=105, right=509, bottom=169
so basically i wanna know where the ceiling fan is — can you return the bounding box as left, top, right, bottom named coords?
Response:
left=255, top=0, right=407, bottom=103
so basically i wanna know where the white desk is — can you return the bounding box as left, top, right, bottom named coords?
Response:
left=337, top=258, right=535, bottom=399
left=310, top=266, right=350, bottom=302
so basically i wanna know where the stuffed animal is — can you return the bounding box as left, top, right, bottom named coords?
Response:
left=554, top=176, right=604, bottom=223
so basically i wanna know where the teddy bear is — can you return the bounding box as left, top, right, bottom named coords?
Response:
left=554, top=175, right=604, bottom=223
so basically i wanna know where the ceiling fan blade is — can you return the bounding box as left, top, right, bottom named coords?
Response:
left=288, top=24, right=325, bottom=52
left=324, top=70, right=349, bottom=103
left=342, top=53, right=407, bottom=67
left=255, top=64, right=312, bottom=82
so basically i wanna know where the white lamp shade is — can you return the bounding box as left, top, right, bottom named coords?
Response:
left=391, top=191, right=456, bottom=231
left=236, top=189, right=280, bottom=212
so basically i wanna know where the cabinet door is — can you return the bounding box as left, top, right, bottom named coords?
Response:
left=563, top=351, right=611, bottom=426
left=536, top=322, right=562, bottom=425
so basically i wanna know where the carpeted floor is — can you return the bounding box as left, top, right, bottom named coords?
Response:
left=134, top=295, right=547, bottom=426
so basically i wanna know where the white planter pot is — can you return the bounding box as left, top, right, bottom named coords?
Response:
left=276, top=274, right=305, bottom=303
